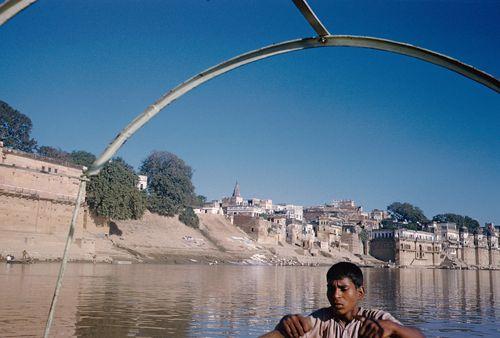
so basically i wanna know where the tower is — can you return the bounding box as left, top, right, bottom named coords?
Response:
left=230, top=181, right=243, bottom=205
left=232, top=181, right=241, bottom=198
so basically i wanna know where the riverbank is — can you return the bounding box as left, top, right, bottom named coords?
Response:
left=90, top=212, right=381, bottom=266
left=0, top=212, right=381, bottom=266
left=2, top=212, right=496, bottom=269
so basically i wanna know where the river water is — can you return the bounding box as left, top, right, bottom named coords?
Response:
left=0, top=263, right=499, bottom=337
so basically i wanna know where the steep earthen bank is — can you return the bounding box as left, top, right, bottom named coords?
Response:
left=91, top=212, right=378, bottom=266
left=0, top=211, right=379, bottom=266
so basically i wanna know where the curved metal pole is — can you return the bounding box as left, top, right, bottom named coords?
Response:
left=0, top=0, right=36, bottom=26
left=86, top=34, right=498, bottom=176
left=292, top=0, right=330, bottom=36
left=43, top=177, right=87, bottom=338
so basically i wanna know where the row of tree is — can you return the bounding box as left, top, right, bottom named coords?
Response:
left=1, top=100, right=201, bottom=227
left=87, top=151, right=201, bottom=228
left=384, top=201, right=480, bottom=233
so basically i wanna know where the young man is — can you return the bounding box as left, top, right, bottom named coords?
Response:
left=260, top=262, right=424, bottom=338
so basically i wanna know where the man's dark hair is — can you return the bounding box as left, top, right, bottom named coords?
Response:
left=326, top=262, right=363, bottom=288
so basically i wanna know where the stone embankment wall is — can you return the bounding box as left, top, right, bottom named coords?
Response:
left=368, top=238, right=395, bottom=262
left=0, top=142, right=102, bottom=260
left=395, top=239, right=441, bottom=267
left=233, top=214, right=280, bottom=245
left=461, top=247, right=476, bottom=265
left=340, top=232, right=363, bottom=255
left=371, top=236, right=499, bottom=268
left=460, top=246, right=499, bottom=267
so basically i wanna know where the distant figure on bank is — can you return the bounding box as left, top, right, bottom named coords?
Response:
left=260, top=262, right=424, bottom=338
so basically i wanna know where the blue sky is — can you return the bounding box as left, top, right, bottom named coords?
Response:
left=1, top=1, right=499, bottom=224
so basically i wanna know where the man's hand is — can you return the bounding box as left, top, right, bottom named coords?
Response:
left=357, top=316, right=394, bottom=338
left=357, top=316, right=425, bottom=338
left=276, top=314, right=312, bottom=338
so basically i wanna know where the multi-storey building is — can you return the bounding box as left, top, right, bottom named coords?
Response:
left=370, top=223, right=500, bottom=268
left=370, top=228, right=441, bottom=266
left=0, top=141, right=97, bottom=259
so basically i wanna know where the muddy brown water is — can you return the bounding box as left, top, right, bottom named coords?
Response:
left=1, top=264, right=499, bottom=337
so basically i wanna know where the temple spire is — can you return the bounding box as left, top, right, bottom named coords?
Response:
left=232, top=181, right=241, bottom=197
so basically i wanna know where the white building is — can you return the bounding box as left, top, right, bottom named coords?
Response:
left=137, top=175, right=148, bottom=191
left=371, top=229, right=435, bottom=242
left=226, top=205, right=264, bottom=217
left=195, top=200, right=224, bottom=215
left=274, top=204, right=303, bottom=221
left=439, top=222, right=459, bottom=242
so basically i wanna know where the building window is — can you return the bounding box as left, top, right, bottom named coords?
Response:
left=48, top=167, right=52, bottom=173
left=54, top=168, right=58, bottom=174
left=42, top=166, right=45, bottom=172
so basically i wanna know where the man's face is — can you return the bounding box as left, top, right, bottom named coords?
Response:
left=327, top=277, right=365, bottom=317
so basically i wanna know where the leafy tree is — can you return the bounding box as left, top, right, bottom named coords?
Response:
left=179, top=207, right=199, bottom=228
left=140, top=151, right=196, bottom=216
left=0, top=100, right=37, bottom=152
left=37, top=146, right=70, bottom=161
left=381, top=220, right=398, bottom=230
left=358, top=228, right=369, bottom=242
left=69, top=150, right=96, bottom=168
left=404, top=223, right=419, bottom=231
left=432, top=213, right=480, bottom=233
left=37, top=146, right=96, bottom=168
left=387, top=202, right=428, bottom=226
left=194, top=195, right=207, bottom=207
left=86, top=157, right=146, bottom=220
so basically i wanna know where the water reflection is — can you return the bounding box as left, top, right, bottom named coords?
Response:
left=0, top=264, right=498, bottom=337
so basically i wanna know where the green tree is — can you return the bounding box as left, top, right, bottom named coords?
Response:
left=179, top=207, right=199, bottom=228
left=387, top=202, right=428, bottom=224
left=37, top=146, right=96, bottom=168
left=381, top=220, right=398, bottom=230
left=140, top=151, right=197, bottom=216
left=37, top=146, right=70, bottom=161
left=194, top=195, right=207, bottom=207
left=386, top=202, right=428, bottom=230
left=86, top=158, right=146, bottom=220
left=432, top=213, right=480, bottom=233
left=358, top=228, right=369, bottom=242
left=0, top=100, right=37, bottom=152
left=69, top=150, right=96, bottom=168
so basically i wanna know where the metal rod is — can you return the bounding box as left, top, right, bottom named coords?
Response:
left=0, top=0, right=36, bottom=26
left=43, top=177, right=87, bottom=338
left=292, top=0, right=330, bottom=36
left=86, top=34, right=498, bottom=177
